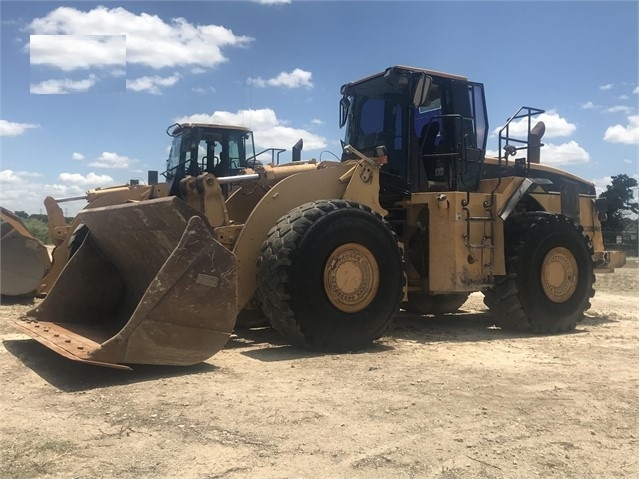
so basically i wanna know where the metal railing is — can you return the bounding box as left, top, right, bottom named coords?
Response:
left=498, top=106, right=545, bottom=163
left=247, top=148, right=287, bottom=166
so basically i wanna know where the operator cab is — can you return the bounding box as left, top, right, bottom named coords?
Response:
left=164, top=123, right=257, bottom=197
left=339, top=66, right=488, bottom=202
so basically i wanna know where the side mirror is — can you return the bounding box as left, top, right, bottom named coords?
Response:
left=339, top=96, right=350, bottom=128
left=412, top=74, right=432, bottom=108
left=166, top=122, right=180, bottom=137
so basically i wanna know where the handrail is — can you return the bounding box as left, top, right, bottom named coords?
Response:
left=247, top=148, right=287, bottom=165
left=490, top=106, right=545, bottom=201
left=498, top=106, right=545, bottom=163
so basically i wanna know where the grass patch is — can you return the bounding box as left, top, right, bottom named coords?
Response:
left=0, top=437, right=76, bottom=478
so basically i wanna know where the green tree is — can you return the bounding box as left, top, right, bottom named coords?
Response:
left=23, top=217, right=51, bottom=244
left=29, top=214, right=49, bottom=222
left=598, top=174, right=638, bottom=231
left=14, top=210, right=29, bottom=219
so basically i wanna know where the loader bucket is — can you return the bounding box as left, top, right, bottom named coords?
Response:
left=1, top=208, right=51, bottom=297
left=13, top=197, right=238, bottom=369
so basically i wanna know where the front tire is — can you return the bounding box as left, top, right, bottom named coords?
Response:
left=257, top=200, right=403, bottom=350
left=483, top=213, right=595, bottom=333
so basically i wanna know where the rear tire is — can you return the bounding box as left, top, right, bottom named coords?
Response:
left=404, top=292, right=470, bottom=315
left=257, top=200, right=403, bottom=350
left=483, top=213, right=595, bottom=333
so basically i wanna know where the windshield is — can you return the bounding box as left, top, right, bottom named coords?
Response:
left=166, top=135, right=183, bottom=181
left=165, top=127, right=257, bottom=182
left=343, top=96, right=404, bottom=154
left=227, top=130, right=255, bottom=171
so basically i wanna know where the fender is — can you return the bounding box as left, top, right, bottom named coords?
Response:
left=499, top=178, right=552, bottom=220
left=232, top=159, right=385, bottom=309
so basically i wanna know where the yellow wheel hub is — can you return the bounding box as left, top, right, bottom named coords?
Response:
left=323, top=243, right=379, bottom=313
left=541, top=246, right=578, bottom=303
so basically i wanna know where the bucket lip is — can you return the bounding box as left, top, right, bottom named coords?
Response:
left=12, top=319, right=132, bottom=370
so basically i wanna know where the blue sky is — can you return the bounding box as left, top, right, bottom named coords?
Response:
left=1, top=0, right=637, bottom=215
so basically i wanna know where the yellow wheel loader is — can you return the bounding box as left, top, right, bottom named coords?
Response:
left=38, top=122, right=290, bottom=298
left=13, top=65, right=625, bottom=369
left=0, top=208, right=51, bottom=297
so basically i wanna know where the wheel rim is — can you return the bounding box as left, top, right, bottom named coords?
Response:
left=540, top=246, right=578, bottom=303
left=323, top=242, right=379, bottom=313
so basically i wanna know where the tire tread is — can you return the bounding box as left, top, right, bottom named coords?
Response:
left=483, top=213, right=596, bottom=333
left=257, top=200, right=401, bottom=349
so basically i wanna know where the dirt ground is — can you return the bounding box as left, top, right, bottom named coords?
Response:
left=1, top=261, right=638, bottom=479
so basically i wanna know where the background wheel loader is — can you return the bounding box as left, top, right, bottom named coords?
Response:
left=12, top=65, right=625, bottom=369
left=0, top=207, right=51, bottom=297
left=38, top=122, right=298, bottom=298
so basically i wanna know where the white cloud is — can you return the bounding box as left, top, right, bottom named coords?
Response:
left=604, top=115, right=639, bottom=145
left=590, top=176, right=613, bottom=196
left=634, top=86, right=639, bottom=95
left=0, top=177, right=45, bottom=213
left=494, top=111, right=576, bottom=139
left=72, top=152, right=85, bottom=160
left=540, top=141, right=590, bottom=166
left=588, top=175, right=639, bottom=197
left=30, top=74, right=97, bottom=94
left=58, top=172, right=114, bottom=185
left=27, top=6, right=253, bottom=70
left=88, top=151, right=135, bottom=168
left=254, top=0, right=291, bottom=3
left=126, top=73, right=181, bottom=94
left=605, top=105, right=633, bottom=114
left=487, top=142, right=590, bottom=165
left=581, top=101, right=596, bottom=110
left=192, top=86, right=216, bottom=94
left=619, top=95, right=630, bottom=100
left=0, top=170, right=21, bottom=184
left=600, top=83, right=614, bottom=90
left=248, top=68, right=313, bottom=89
left=0, top=119, right=39, bottom=136
left=0, top=169, right=108, bottom=216
left=28, top=35, right=125, bottom=71
left=175, top=108, right=327, bottom=152
left=0, top=173, right=53, bottom=210
left=310, top=118, right=324, bottom=125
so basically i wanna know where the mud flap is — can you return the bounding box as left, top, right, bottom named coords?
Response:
left=13, top=197, right=238, bottom=369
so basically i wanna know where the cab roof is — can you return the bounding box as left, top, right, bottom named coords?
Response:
left=173, top=123, right=251, bottom=133
left=341, top=65, right=468, bottom=93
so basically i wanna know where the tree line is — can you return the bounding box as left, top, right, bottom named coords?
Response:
left=598, top=174, right=638, bottom=256
left=9, top=211, right=74, bottom=245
